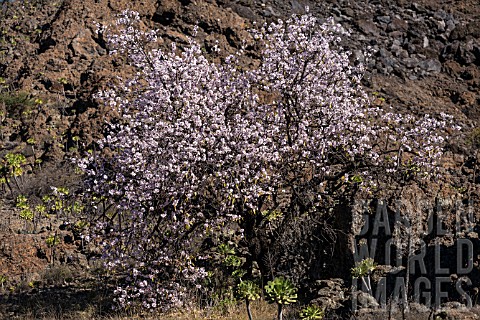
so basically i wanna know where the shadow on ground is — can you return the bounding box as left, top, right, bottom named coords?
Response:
left=0, top=280, right=118, bottom=319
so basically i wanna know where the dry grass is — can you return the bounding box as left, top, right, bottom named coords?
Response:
left=158, top=301, right=279, bottom=320
left=2, top=295, right=285, bottom=320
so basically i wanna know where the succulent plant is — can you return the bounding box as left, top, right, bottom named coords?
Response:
left=265, top=277, right=297, bottom=320
left=300, top=305, right=325, bottom=320
left=351, top=257, right=377, bottom=293
left=351, top=257, right=376, bottom=279
left=237, top=280, right=261, bottom=320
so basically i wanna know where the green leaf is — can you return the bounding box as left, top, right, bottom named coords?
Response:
left=300, top=305, right=325, bottom=320
left=351, top=258, right=376, bottom=278
left=237, top=280, right=261, bottom=301
left=265, top=277, right=297, bottom=305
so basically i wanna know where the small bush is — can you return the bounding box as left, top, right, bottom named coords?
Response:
left=42, top=265, right=73, bottom=286
left=0, top=91, right=35, bottom=117
left=300, top=305, right=325, bottom=320
left=467, top=127, right=480, bottom=149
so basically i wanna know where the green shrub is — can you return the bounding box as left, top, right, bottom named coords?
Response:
left=0, top=92, right=35, bottom=117
left=300, top=305, right=325, bottom=320
left=467, top=127, right=480, bottom=149
left=265, top=277, right=297, bottom=320
left=237, top=280, right=261, bottom=320
left=42, top=265, right=73, bottom=286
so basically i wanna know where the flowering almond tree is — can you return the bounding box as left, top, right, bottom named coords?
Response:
left=78, top=10, right=453, bottom=310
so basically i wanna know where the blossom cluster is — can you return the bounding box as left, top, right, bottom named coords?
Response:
left=79, top=10, right=455, bottom=310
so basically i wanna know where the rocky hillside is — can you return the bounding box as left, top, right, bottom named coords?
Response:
left=2, top=0, right=479, bottom=148
left=0, top=0, right=479, bottom=318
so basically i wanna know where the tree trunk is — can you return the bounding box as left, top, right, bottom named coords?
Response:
left=246, top=299, right=253, bottom=320
left=277, top=303, right=283, bottom=320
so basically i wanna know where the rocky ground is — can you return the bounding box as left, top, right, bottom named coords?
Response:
left=0, top=0, right=479, bottom=318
